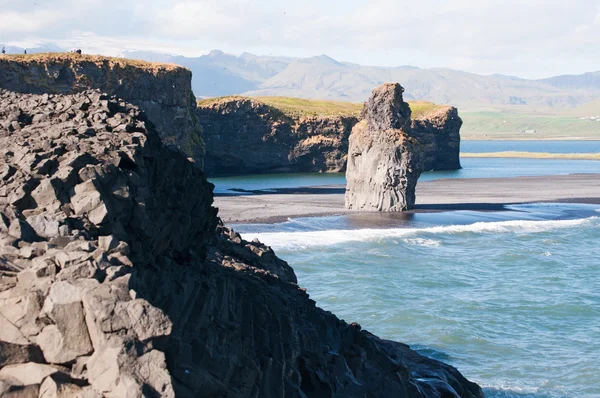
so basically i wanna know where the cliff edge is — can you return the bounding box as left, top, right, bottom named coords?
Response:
left=197, top=95, right=461, bottom=176
left=197, top=96, right=358, bottom=175
left=0, top=86, right=482, bottom=396
left=0, top=53, right=204, bottom=166
left=411, top=102, right=462, bottom=170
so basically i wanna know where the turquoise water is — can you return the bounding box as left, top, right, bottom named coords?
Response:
left=462, top=140, right=600, bottom=153
left=211, top=158, right=600, bottom=195
left=233, top=204, right=600, bottom=397
left=210, top=140, right=599, bottom=195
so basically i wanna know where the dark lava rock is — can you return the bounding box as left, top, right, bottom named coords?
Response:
left=0, top=88, right=482, bottom=397
left=197, top=97, right=357, bottom=176
left=345, top=83, right=423, bottom=211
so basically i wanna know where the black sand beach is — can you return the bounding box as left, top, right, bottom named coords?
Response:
left=214, top=174, right=600, bottom=223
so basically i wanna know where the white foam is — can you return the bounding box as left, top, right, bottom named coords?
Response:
left=403, top=238, right=441, bottom=247
left=242, top=217, right=597, bottom=250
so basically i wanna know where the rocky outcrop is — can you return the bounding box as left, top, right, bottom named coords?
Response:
left=198, top=96, right=461, bottom=176
left=411, top=106, right=462, bottom=170
left=197, top=97, right=358, bottom=175
left=0, top=88, right=482, bottom=397
left=0, top=54, right=204, bottom=166
left=345, top=83, right=422, bottom=211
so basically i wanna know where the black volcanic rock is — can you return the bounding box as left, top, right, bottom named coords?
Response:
left=0, top=54, right=205, bottom=167
left=411, top=106, right=462, bottom=170
left=345, top=83, right=423, bottom=211
left=197, top=97, right=357, bottom=176
left=198, top=95, right=461, bottom=176
left=362, top=82, right=412, bottom=131
left=0, top=87, right=482, bottom=397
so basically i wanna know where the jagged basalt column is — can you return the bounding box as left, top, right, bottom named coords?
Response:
left=345, top=83, right=422, bottom=211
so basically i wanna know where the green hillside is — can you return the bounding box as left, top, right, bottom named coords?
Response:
left=198, top=96, right=447, bottom=120
left=461, top=108, right=600, bottom=140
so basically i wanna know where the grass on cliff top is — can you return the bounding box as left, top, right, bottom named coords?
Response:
left=197, top=95, right=448, bottom=120
left=198, top=95, right=363, bottom=118
left=0, top=52, right=183, bottom=72
left=408, top=101, right=450, bottom=119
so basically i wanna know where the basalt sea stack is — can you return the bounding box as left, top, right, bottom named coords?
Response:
left=345, top=83, right=422, bottom=211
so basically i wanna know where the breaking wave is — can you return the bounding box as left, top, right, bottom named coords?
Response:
left=241, top=217, right=597, bottom=250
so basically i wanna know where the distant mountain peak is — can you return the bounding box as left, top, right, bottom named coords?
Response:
left=303, top=54, right=344, bottom=66
left=208, top=49, right=226, bottom=57
left=116, top=48, right=600, bottom=107
left=239, top=52, right=257, bottom=59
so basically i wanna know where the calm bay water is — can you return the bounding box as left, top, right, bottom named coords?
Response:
left=210, top=139, right=600, bottom=195
left=462, top=140, right=600, bottom=153
left=233, top=204, right=600, bottom=398
left=211, top=157, right=599, bottom=195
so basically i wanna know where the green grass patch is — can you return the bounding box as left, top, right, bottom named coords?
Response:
left=460, top=109, right=600, bottom=140
left=462, top=151, right=600, bottom=160
left=255, top=96, right=362, bottom=118
left=197, top=95, right=451, bottom=121
left=0, top=52, right=182, bottom=72
left=408, top=101, right=448, bottom=119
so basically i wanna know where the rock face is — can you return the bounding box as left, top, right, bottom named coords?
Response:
left=412, top=106, right=462, bottom=170
left=0, top=88, right=482, bottom=397
left=198, top=95, right=461, bottom=176
left=345, top=83, right=423, bottom=211
left=197, top=97, right=357, bottom=175
left=0, top=54, right=204, bottom=166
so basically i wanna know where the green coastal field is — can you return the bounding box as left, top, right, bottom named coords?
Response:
left=198, top=95, right=599, bottom=139
left=460, top=103, right=600, bottom=140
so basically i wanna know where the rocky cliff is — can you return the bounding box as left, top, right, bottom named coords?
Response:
left=345, top=83, right=422, bottom=211
left=0, top=54, right=204, bottom=166
left=0, top=88, right=482, bottom=397
left=197, top=97, right=357, bottom=176
left=197, top=96, right=460, bottom=176
left=411, top=103, right=462, bottom=170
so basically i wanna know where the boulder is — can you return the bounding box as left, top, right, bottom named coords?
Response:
left=37, top=282, right=94, bottom=364
left=0, top=363, right=61, bottom=386
left=345, top=83, right=423, bottom=211
left=39, top=376, right=100, bottom=398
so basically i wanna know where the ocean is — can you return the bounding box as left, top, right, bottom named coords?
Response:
left=211, top=140, right=600, bottom=196
left=212, top=141, right=600, bottom=397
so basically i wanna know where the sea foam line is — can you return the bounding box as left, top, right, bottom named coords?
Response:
left=241, top=217, right=597, bottom=250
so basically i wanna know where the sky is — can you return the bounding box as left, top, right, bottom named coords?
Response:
left=1, top=0, right=599, bottom=79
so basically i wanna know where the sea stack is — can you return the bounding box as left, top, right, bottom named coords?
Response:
left=345, top=83, right=422, bottom=211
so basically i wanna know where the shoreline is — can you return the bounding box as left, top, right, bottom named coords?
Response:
left=461, top=151, right=600, bottom=160
left=214, top=174, right=600, bottom=224
left=461, top=136, right=600, bottom=141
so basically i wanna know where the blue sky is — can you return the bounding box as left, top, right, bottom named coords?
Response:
left=1, top=0, right=599, bottom=78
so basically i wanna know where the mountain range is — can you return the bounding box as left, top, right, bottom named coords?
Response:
left=124, top=50, right=600, bottom=109
left=2, top=44, right=599, bottom=109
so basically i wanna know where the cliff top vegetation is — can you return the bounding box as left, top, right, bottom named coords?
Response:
left=0, top=53, right=184, bottom=72
left=197, top=95, right=449, bottom=120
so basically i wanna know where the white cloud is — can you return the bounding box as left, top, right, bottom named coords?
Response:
left=0, top=0, right=599, bottom=77
left=0, top=10, right=64, bottom=34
